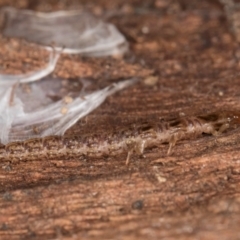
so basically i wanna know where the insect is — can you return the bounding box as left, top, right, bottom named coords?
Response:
left=1, top=111, right=240, bottom=164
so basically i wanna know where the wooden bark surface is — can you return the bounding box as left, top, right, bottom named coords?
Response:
left=1, top=0, right=240, bottom=239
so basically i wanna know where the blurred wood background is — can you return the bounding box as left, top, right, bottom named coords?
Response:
left=1, top=0, right=240, bottom=239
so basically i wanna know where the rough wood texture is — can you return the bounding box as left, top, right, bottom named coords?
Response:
left=1, top=0, right=240, bottom=239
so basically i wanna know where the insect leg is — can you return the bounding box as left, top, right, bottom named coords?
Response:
left=125, top=139, right=146, bottom=165
left=167, top=135, right=177, bottom=155
left=125, top=150, right=132, bottom=165
left=211, top=123, right=230, bottom=136
left=218, top=123, right=230, bottom=134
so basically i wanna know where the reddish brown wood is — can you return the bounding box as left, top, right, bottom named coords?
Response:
left=1, top=0, right=240, bottom=239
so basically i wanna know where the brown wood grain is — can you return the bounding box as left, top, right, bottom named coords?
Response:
left=1, top=0, right=240, bottom=239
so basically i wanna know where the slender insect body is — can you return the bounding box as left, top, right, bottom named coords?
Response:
left=1, top=111, right=240, bottom=163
